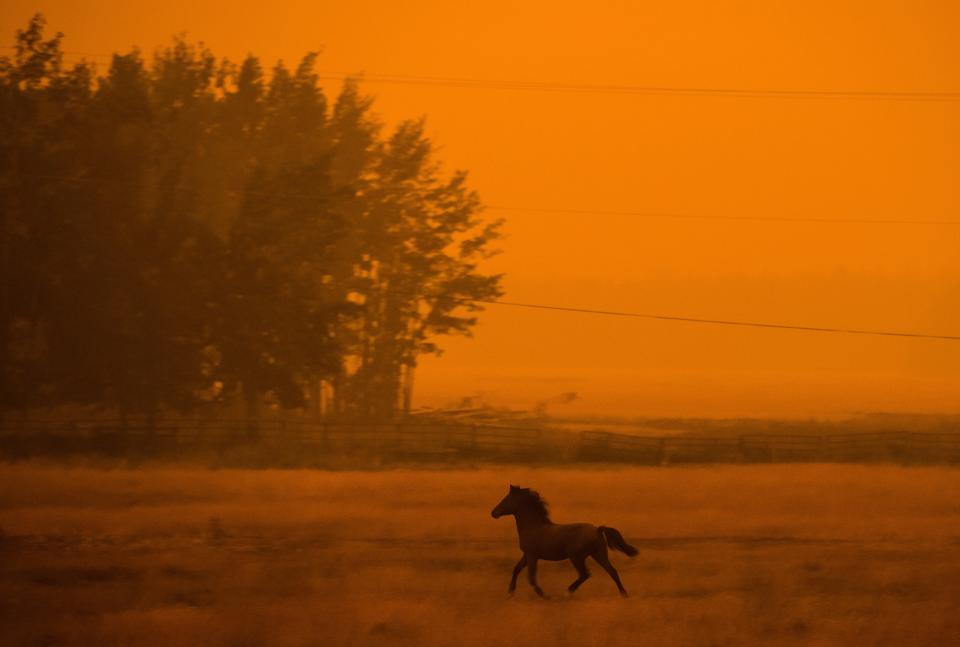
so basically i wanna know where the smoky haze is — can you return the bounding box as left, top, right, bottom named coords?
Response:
left=0, top=15, right=502, bottom=424
left=1, top=2, right=959, bottom=421
left=4, top=7, right=960, bottom=647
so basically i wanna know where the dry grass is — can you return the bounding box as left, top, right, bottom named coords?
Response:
left=2, top=464, right=960, bottom=646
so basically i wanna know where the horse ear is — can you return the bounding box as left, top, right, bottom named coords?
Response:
left=509, top=484, right=519, bottom=492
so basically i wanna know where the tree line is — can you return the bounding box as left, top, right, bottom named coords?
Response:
left=0, top=15, right=503, bottom=426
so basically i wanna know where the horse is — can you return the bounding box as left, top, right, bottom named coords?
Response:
left=491, top=484, right=638, bottom=598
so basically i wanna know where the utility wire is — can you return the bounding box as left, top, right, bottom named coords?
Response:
left=11, top=173, right=960, bottom=227
left=373, top=288, right=960, bottom=341
left=313, top=72, right=960, bottom=102
left=0, top=46, right=113, bottom=59
left=6, top=167, right=959, bottom=340
left=487, top=205, right=960, bottom=226
left=4, top=47, right=958, bottom=102
left=471, top=299, right=960, bottom=342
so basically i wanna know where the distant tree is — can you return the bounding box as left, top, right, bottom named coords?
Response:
left=0, top=14, right=503, bottom=424
left=334, top=119, right=503, bottom=418
left=0, top=15, right=100, bottom=411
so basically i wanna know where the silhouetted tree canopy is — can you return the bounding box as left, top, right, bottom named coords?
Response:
left=0, top=14, right=502, bottom=422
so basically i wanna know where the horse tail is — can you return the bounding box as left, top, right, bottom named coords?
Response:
left=599, top=526, right=638, bottom=556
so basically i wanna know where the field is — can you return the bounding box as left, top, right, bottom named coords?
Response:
left=2, top=464, right=960, bottom=646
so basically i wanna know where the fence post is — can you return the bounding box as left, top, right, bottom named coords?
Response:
left=657, top=437, right=667, bottom=466
left=901, top=431, right=914, bottom=462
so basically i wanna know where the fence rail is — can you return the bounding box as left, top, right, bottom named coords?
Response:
left=1, top=419, right=959, bottom=465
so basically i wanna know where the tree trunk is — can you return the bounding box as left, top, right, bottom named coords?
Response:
left=401, top=363, right=415, bottom=416
left=312, top=377, right=323, bottom=419
left=146, top=408, right=157, bottom=435
left=242, top=382, right=260, bottom=439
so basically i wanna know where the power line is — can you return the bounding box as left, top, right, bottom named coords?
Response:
left=487, top=205, right=960, bottom=226
left=6, top=165, right=959, bottom=340
left=0, top=46, right=113, bottom=60
left=472, top=299, right=960, bottom=341
left=4, top=47, right=958, bottom=102
left=313, top=72, right=960, bottom=102
left=11, top=173, right=960, bottom=227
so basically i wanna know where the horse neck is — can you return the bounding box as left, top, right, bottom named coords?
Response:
left=514, top=507, right=550, bottom=531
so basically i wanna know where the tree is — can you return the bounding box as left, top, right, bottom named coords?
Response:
left=212, top=55, right=345, bottom=432
left=0, top=15, right=100, bottom=411
left=0, top=15, right=503, bottom=424
left=334, top=118, right=503, bottom=418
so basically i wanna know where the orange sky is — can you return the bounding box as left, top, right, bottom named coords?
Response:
left=4, top=1, right=959, bottom=417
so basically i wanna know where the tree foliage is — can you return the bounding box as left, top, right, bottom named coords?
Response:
left=0, top=15, right=502, bottom=421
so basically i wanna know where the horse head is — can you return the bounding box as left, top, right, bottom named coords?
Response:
left=491, top=484, right=523, bottom=518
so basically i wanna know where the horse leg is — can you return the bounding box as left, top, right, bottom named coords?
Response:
left=567, top=555, right=590, bottom=593
left=527, top=557, right=547, bottom=598
left=593, top=546, right=628, bottom=597
left=508, top=555, right=527, bottom=595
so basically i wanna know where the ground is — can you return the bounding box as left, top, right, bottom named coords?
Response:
left=2, top=464, right=960, bottom=646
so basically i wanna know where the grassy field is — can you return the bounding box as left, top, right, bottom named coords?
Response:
left=2, top=464, right=960, bottom=646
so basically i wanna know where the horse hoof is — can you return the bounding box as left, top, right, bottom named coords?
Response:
left=619, top=591, right=629, bottom=598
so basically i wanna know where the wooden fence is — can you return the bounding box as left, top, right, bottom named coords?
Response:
left=0, top=419, right=567, bottom=463
left=1, top=419, right=959, bottom=465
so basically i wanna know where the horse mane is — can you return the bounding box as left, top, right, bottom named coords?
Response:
left=515, top=487, right=550, bottom=521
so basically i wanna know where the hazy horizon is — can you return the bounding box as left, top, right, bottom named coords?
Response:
left=4, top=0, right=958, bottom=418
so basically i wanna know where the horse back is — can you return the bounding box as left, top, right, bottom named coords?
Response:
left=519, top=522, right=603, bottom=560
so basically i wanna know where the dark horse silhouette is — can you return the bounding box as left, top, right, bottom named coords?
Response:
left=491, top=485, right=638, bottom=598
